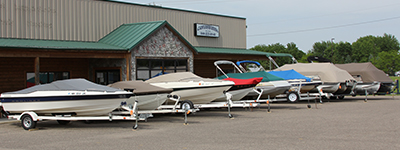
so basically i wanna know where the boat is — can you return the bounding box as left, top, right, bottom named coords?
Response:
left=108, top=81, right=173, bottom=110
left=276, top=63, right=357, bottom=97
left=145, top=72, right=235, bottom=104
left=213, top=77, right=263, bottom=102
left=268, top=70, right=322, bottom=93
left=335, top=62, right=394, bottom=95
left=0, top=79, right=133, bottom=116
left=236, top=60, right=322, bottom=93
left=214, top=60, right=292, bottom=99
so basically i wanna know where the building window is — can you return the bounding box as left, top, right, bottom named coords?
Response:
left=95, top=70, right=120, bottom=85
left=137, top=59, right=188, bottom=80
left=26, top=72, right=70, bottom=87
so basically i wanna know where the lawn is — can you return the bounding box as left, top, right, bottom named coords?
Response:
left=390, top=76, right=400, bottom=82
left=390, top=76, right=400, bottom=94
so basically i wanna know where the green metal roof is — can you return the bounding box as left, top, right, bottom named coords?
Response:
left=105, top=0, right=246, bottom=20
left=98, top=20, right=196, bottom=52
left=0, top=20, right=196, bottom=52
left=98, top=21, right=165, bottom=50
left=0, top=38, right=126, bottom=50
left=195, top=47, right=294, bottom=57
left=195, top=47, right=272, bottom=55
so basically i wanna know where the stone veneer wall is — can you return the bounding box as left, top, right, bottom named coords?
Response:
left=131, top=27, right=194, bottom=80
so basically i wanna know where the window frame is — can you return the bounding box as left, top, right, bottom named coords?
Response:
left=26, top=71, right=70, bottom=87
left=136, top=59, right=188, bottom=80
left=94, top=68, right=121, bottom=85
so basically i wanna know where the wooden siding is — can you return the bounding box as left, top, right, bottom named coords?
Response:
left=0, top=48, right=127, bottom=58
left=194, top=59, right=242, bottom=78
left=194, top=59, right=216, bottom=78
left=0, top=57, right=34, bottom=93
left=0, top=57, right=89, bottom=93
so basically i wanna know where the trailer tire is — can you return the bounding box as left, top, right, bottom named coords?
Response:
left=21, top=114, right=36, bottom=130
left=287, top=92, right=299, bottom=103
left=57, top=120, right=70, bottom=125
left=180, top=100, right=194, bottom=110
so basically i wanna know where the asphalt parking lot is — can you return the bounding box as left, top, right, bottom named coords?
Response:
left=1, top=95, right=399, bottom=150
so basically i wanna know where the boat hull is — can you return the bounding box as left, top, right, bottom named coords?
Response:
left=213, top=87, right=254, bottom=102
left=376, top=82, right=394, bottom=95
left=126, top=93, right=169, bottom=110
left=1, top=94, right=131, bottom=116
left=289, top=81, right=322, bottom=93
left=309, top=83, right=340, bottom=93
left=247, top=81, right=292, bottom=98
left=353, top=82, right=381, bottom=95
left=333, top=82, right=357, bottom=95
left=150, top=82, right=233, bottom=104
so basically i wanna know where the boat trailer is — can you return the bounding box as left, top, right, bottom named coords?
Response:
left=5, top=95, right=199, bottom=131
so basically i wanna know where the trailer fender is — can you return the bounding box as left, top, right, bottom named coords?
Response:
left=18, top=112, right=39, bottom=121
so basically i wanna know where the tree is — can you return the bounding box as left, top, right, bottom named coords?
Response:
left=372, top=50, right=400, bottom=75
left=298, top=52, right=315, bottom=63
left=351, top=34, right=400, bottom=63
left=375, top=33, right=400, bottom=52
left=250, top=43, right=305, bottom=68
left=286, top=42, right=306, bottom=60
left=308, top=40, right=336, bottom=61
left=331, top=41, right=352, bottom=64
left=251, top=33, right=400, bottom=75
left=351, top=35, right=378, bottom=63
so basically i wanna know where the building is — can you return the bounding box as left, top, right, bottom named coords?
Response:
left=0, top=0, right=275, bottom=93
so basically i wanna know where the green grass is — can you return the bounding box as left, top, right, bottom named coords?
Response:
left=390, top=76, right=400, bottom=82
left=390, top=76, right=400, bottom=94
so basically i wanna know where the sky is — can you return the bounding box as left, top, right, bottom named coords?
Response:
left=116, top=0, right=400, bottom=52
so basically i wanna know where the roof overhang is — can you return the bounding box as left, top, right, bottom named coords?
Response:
left=0, top=38, right=127, bottom=51
left=0, top=21, right=197, bottom=58
left=194, top=47, right=292, bottom=60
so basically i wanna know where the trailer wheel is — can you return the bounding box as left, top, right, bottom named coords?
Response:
left=287, top=92, right=299, bottom=103
left=57, top=120, right=70, bottom=125
left=21, top=114, right=36, bottom=130
left=338, top=95, right=345, bottom=99
left=180, top=100, right=194, bottom=110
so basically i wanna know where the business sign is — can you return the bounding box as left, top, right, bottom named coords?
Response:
left=195, top=23, right=219, bottom=38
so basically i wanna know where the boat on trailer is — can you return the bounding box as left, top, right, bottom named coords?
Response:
left=145, top=72, right=234, bottom=105
left=0, top=79, right=133, bottom=116
left=214, top=60, right=291, bottom=99
left=1, top=79, right=198, bottom=130
left=335, top=62, right=394, bottom=95
left=236, top=60, right=322, bottom=94
left=277, top=63, right=357, bottom=99
left=109, top=80, right=173, bottom=110
left=213, top=77, right=263, bottom=102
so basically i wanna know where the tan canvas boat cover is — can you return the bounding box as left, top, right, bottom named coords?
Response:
left=335, top=62, right=392, bottom=83
left=109, top=81, right=173, bottom=94
left=145, top=72, right=225, bottom=83
left=276, top=63, right=355, bottom=83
